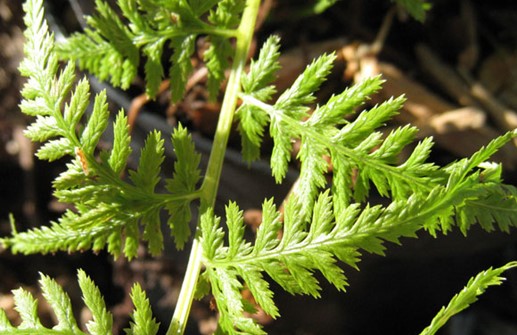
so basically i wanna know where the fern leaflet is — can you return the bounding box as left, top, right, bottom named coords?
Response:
left=0, top=271, right=158, bottom=335
left=56, top=0, right=244, bottom=100
left=238, top=38, right=445, bottom=219
left=420, top=261, right=517, bottom=335
left=200, top=153, right=517, bottom=334
left=3, top=0, right=202, bottom=258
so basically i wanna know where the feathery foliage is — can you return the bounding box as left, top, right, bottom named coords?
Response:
left=3, top=0, right=517, bottom=333
left=4, top=0, right=202, bottom=259
left=420, top=261, right=517, bottom=335
left=199, top=137, right=517, bottom=333
left=55, top=0, right=243, bottom=100
left=0, top=270, right=158, bottom=335
left=238, top=37, right=444, bottom=218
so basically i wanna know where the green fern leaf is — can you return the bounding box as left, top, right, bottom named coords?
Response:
left=0, top=270, right=158, bottom=335
left=241, top=36, right=281, bottom=96
left=12, top=1, right=200, bottom=258
left=208, top=0, right=245, bottom=28
left=238, top=42, right=445, bottom=218
left=169, top=35, right=196, bottom=102
left=204, top=36, right=233, bottom=99
left=426, top=130, right=517, bottom=234
left=208, top=267, right=266, bottom=335
left=165, top=124, right=202, bottom=249
left=61, top=0, right=140, bottom=89
left=80, top=90, right=110, bottom=155
left=0, top=277, right=81, bottom=333
left=124, top=220, right=140, bottom=259
left=458, top=184, right=517, bottom=233
left=142, top=209, right=164, bottom=256
left=200, top=148, right=516, bottom=333
left=13, top=288, right=42, bottom=329
left=39, top=274, right=83, bottom=333
left=420, top=261, right=517, bottom=335
left=63, top=78, right=90, bottom=129
left=78, top=270, right=113, bottom=335
left=108, top=111, right=132, bottom=175
left=268, top=53, right=336, bottom=182
left=237, top=35, right=281, bottom=162
left=57, top=30, right=137, bottom=89
left=200, top=208, right=225, bottom=261
left=252, top=198, right=282, bottom=254
left=276, top=53, right=335, bottom=111
left=56, top=0, right=241, bottom=100
left=445, top=130, right=516, bottom=188
left=225, top=202, right=252, bottom=258
left=143, top=39, right=166, bottom=98
left=311, top=75, right=384, bottom=126
left=89, top=0, right=139, bottom=65
left=36, top=138, right=73, bottom=161
left=126, top=284, right=160, bottom=335
left=24, top=115, right=61, bottom=142
left=203, top=0, right=245, bottom=97
left=129, top=130, right=165, bottom=193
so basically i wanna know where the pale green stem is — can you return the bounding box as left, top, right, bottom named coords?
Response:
left=165, top=1, right=261, bottom=334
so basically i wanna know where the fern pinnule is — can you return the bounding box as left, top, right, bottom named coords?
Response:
left=126, top=284, right=160, bottom=335
left=78, top=270, right=113, bottom=335
left=165, top=124, right=202, bottom=249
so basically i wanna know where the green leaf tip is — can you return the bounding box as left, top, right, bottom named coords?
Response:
left=420, top=261, right=517, bottom=335
left=126, top=283, right=160, bottom=335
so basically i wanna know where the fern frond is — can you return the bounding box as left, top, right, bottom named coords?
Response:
left=13, top=288, right=42, bottom=329
left=200, top=145, right=517, bottom=333
left=56, top=0, right=242, bottom=100
left=420, top=261, right=517, bottom=335
left=4, top=0, right=203, bottom=258
left=198, top=190, right=440, bottom=332
left=169, top=35, right=196, bottom=101
left=0, top=271, right=158, bottom=335
left=80, top=90, right=110, bottom=155
left=239, top=42, right=443, bottom=218
left=129, top=130, right=165, bottom=193
left=109, top=111, right=132, bottom=174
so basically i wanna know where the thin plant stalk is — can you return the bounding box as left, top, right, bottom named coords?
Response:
left=166, top=0, right=261, bottom=334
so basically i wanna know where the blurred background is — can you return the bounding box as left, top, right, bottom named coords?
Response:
left=1, top=0, right=517, bottom=334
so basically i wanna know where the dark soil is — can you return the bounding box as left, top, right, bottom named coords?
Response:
left=1, top=1, right=517, bottom=334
